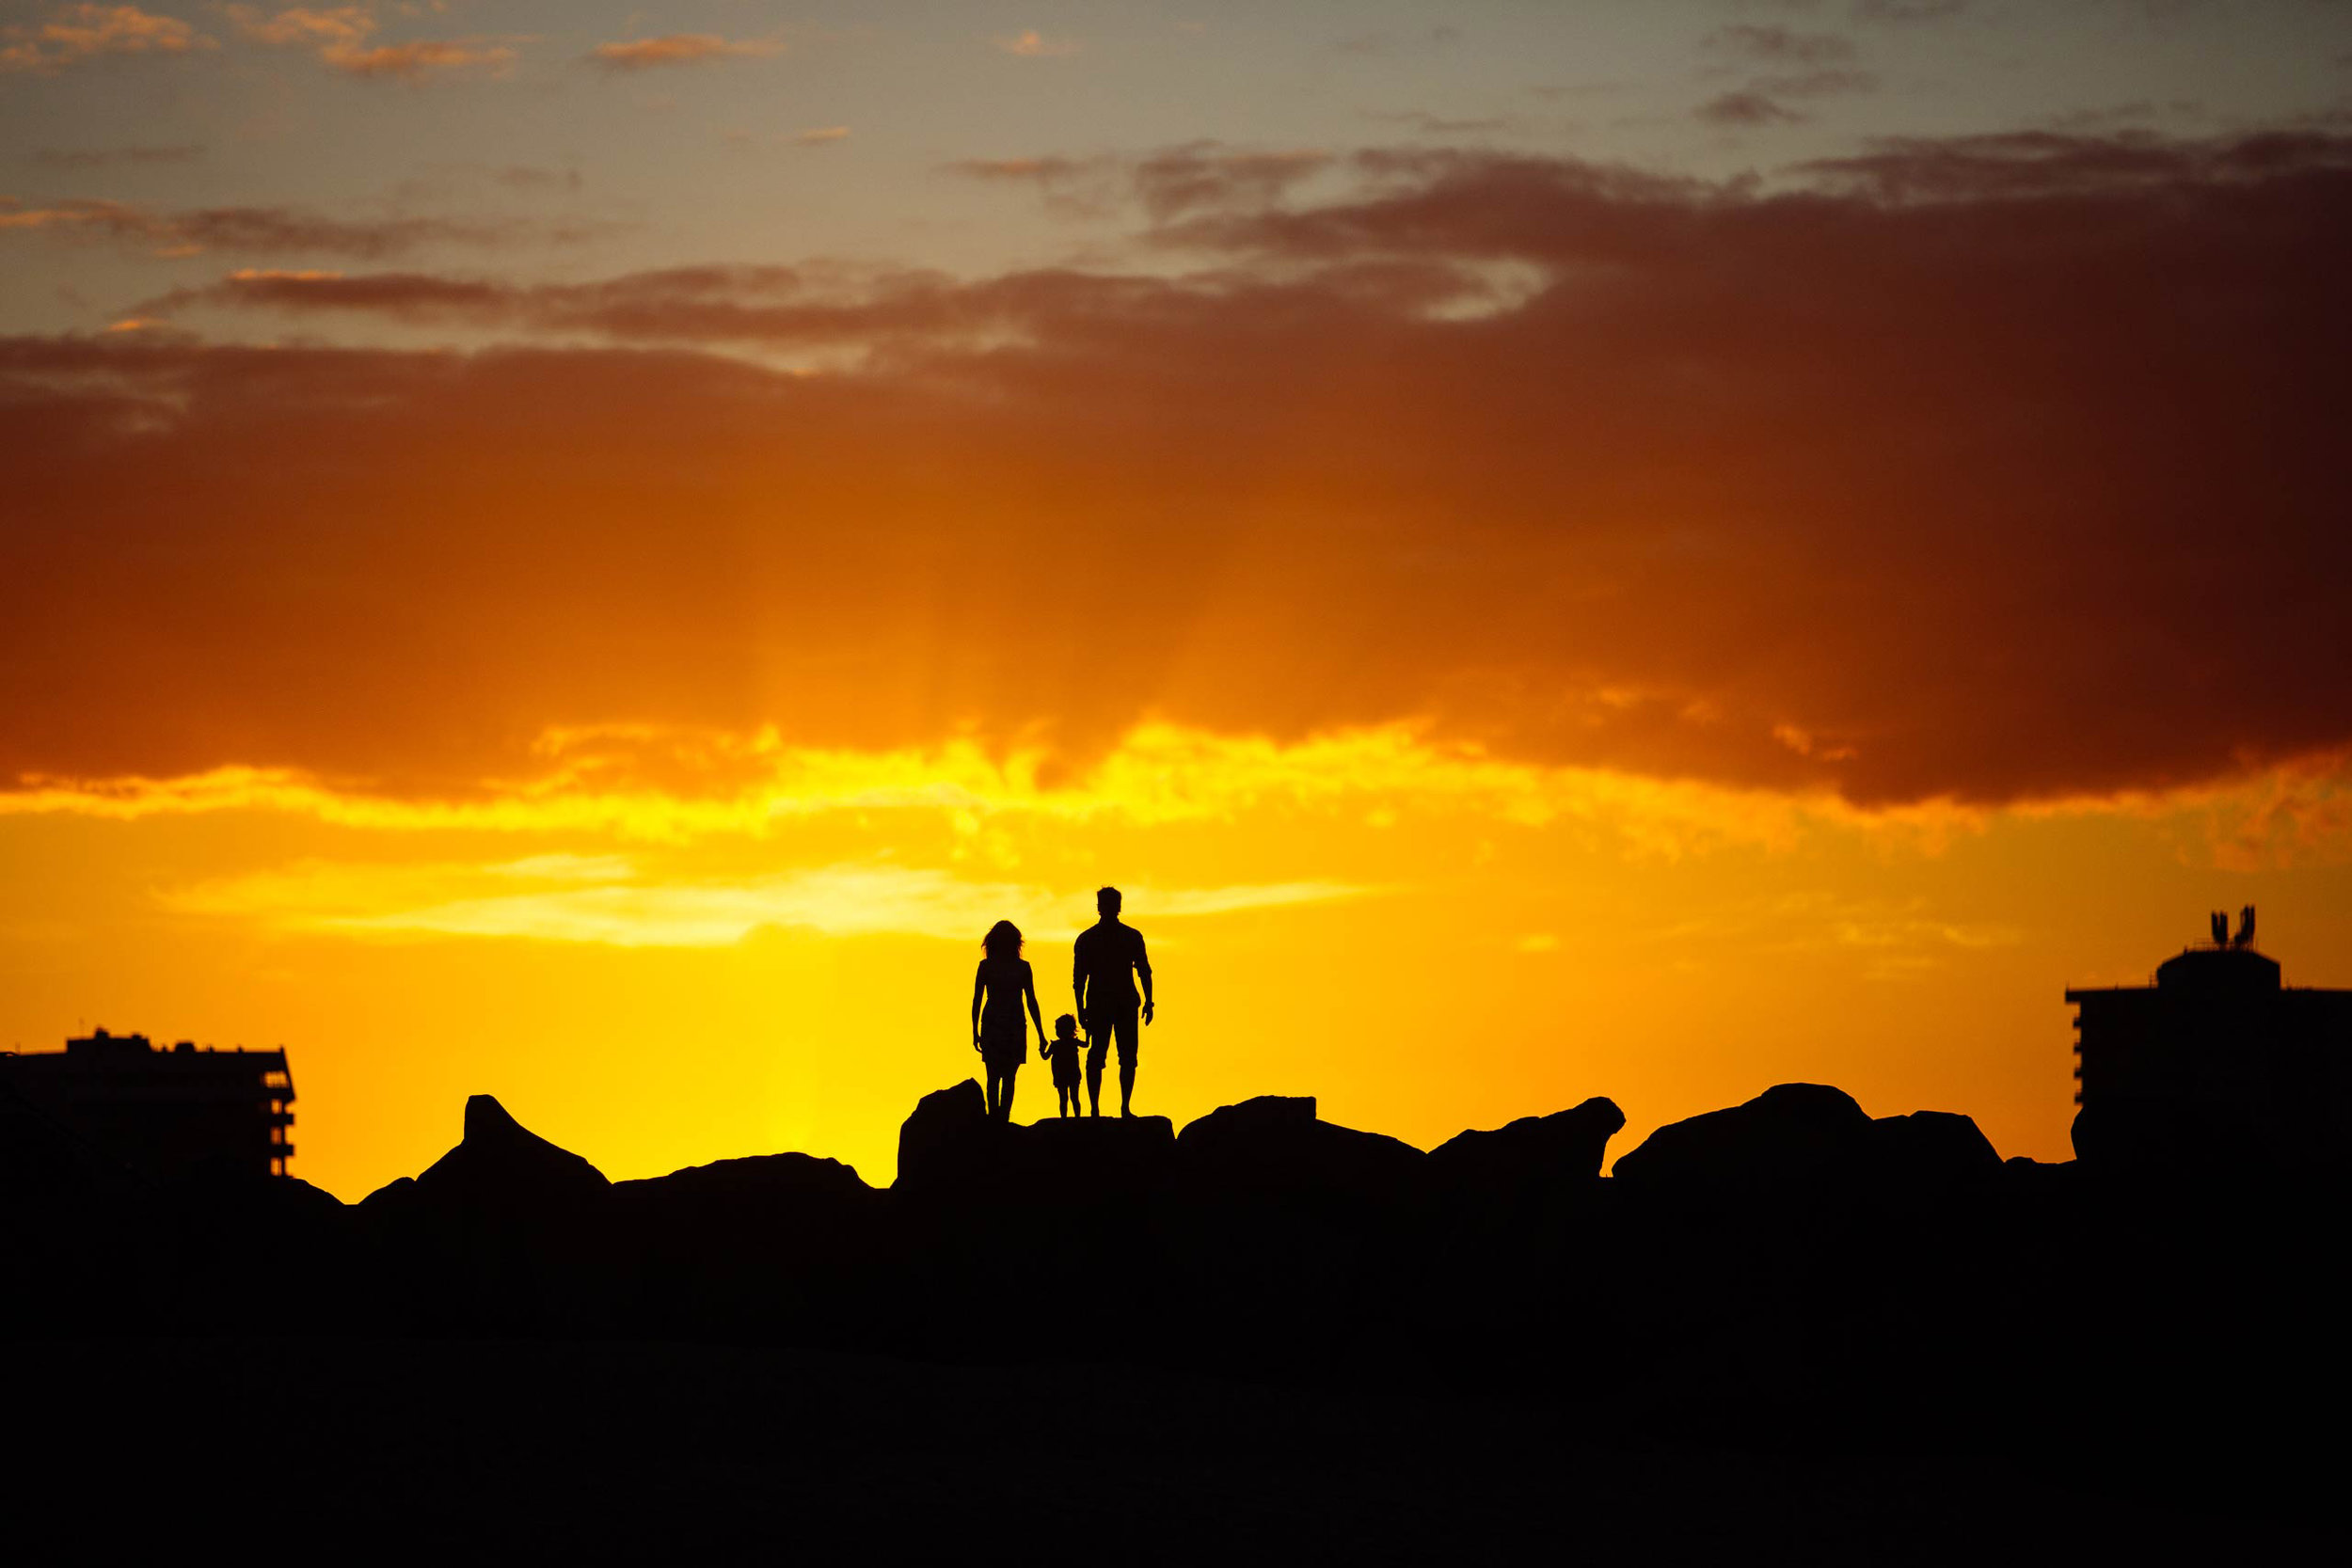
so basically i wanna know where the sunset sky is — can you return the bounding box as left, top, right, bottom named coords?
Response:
left=6, top=1, right=2352, bottom=1200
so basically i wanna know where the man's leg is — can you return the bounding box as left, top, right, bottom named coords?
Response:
left=1115, top=1006, right=1139, bottom=1117
left=1084, top=1034, right=1106, bottom=1117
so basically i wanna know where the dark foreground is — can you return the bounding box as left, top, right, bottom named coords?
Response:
left=6, top=1079, right=2349, bottom=1558
left=5, top=1334, right=2330, bottom=1562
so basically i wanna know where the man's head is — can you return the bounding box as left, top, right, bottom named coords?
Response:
left=1054, top=1013, right=1078, bottom=1040
left=1096, top=886, right=1122, bottom=918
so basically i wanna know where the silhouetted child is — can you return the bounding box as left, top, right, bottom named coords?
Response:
left=1046, top=1014, right=1083, bottom=1117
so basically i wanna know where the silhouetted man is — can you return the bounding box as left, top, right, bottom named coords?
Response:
left=1073, top=886, right=1153, bottom=1117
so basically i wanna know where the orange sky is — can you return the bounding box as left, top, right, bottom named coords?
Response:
left=7, top=727, right=2350, bottom=1198
left=7, top=2, right=2352, bottom=1198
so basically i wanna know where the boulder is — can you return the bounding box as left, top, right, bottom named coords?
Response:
left=2070, top=1099, right=2196, bottom=1175
left=895, top=1079, right=992, bottom=1193
left=1612, top=1083, right=1872, bottom=1202
left=1867, top=1111, right=2000, bottom=1196
left=1428, top=1097, right=1627, bottom=1194
left=358, top=1174, right=418, bottom=1212
left=897, top=1080, right=1179, bottom=1200
left=620, top=1151, right=871, bottom=1207
left=1015, top=1114, right=1176, bottom=1203
left=610, top=1152, right=885, bottom=1338
left=1176, top=1095, right=1424, bottom=1203
left=408, top=1094, right=611, bottom=1213
left=338, top=1098, right=613, bottom=1336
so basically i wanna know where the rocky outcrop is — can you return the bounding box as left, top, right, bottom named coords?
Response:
left=619, top=1151, right=869, bottom=1206
left=612, top=1152, right=883, bottom=1340
left=1612, top=1083, right=1872, bottom=1203
left=1428, top=1097, right=1626, bottom=1194
left=1613, top=1086, right=2007, bottom=1216
left=895, top=1079, right=989, bottom=1194
left=896, top=1078, right=1180, bottom=1200
left=1020, top=1113, right=1176, bottom=1196
left=1175, top=1094, right=1424, bottom=1204
left=352, top=1094, right=612, bottom=1334
left=1868, top=1110, right=2001, bottom=1196
left=404, top=1094, right=611, bottom=1212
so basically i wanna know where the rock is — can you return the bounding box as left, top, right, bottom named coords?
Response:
left=1612, top=1083, right=1872, bottom=1201
left=358, top=1174, right=418, bottom=1212
left=1021, top=1114, right=1176, bottom=1197
left=2070, top=1099, right=2202, bottom=1176
left=611, top=1152, right=885, bottom=1338
left=895, top=1079, right=991, bottom=1193
left=348, top=1097, right=612, bottom=1336
left=621, top=1152, right=870, bottom=1206
left=1184, top=1094, right=1318, bottom=1140
left=1177, top=1095, right=1424, bottom=1203
left=1428, top=1098, right=1627, bottom=1193
left=1999, top=1154, right=2080, bottom=1200
left=896, top=1082, right=1175, bottom=1199
left=1867, top=1111, right=2000, bottom=1195
left=409, top=1094, right=611, bottom=1213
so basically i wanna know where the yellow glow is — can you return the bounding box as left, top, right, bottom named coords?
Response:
left=5, top=722, right=2350, bottom=1206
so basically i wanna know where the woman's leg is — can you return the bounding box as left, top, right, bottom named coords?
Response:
left=985, top=1064, right=1005, bottom=1118
left=1001, top=1064, right=1016, bottom=1121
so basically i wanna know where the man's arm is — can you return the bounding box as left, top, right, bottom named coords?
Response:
left=1136, top=930, right=1154, bottom=1023
left=1073, top=935, right=1089, bottom=1022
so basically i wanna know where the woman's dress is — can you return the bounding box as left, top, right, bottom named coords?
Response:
left=977, top=956, right=1032, bottom=1067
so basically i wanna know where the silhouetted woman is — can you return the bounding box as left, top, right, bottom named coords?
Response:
left=972, top=919, right=1044, bottom=1121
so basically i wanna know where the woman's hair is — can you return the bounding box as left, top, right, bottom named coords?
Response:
left=982, top=919, right=1023, bottom=960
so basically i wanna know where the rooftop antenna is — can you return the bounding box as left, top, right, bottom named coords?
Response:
left=2233, top=905, right=2257, bottom=949
left=2210, top=911, right=2229, bottom=947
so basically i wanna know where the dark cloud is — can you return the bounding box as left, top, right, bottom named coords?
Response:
left=1798, top=129, right=2352, bottom=200
left=1363, top=110, right=1519, bottom=136
left=1334, top=27, right=1459, bottom=58
left=943, top=154, right=1124, bottom=217
left=1131, top=145, right=1333, bottom=220
left=1855, top=0, right=1970, bottom=20
left=0, top=197, right=612, bottom=258
left=946, top=144, right=1332, bottom=221
left=1697, top=91, right=1807, bottom=126
left=1750, top=69, right=1877, bottom=99
left=9, top=129, right=2352, bottom=807
left=1706, top=25, right=1861, bottom=65
left=32, top=144, right=205, bottom=169
left=136, top=263, right=1047, bottom=348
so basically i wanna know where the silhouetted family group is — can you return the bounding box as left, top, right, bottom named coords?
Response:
left=970, top=886, right=1154, bottom=1121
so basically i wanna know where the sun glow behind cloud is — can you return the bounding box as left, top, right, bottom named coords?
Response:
left=0, top=720, right=1987, bottom=849
left=164, top=854, right=1364, bottom=947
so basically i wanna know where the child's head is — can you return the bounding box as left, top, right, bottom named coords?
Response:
left=1054, top=1013, right=1078, bottom=1039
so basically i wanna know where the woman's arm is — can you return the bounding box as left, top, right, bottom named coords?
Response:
left=971, top=966, right=986, bottom=1049
left=1024, top=963, right=1045, bottom=1040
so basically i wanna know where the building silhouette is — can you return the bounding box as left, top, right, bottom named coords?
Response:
left=0, top=1028, right=295, bottom=1180
left=2068, top=911, right=2352, bottom=1169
